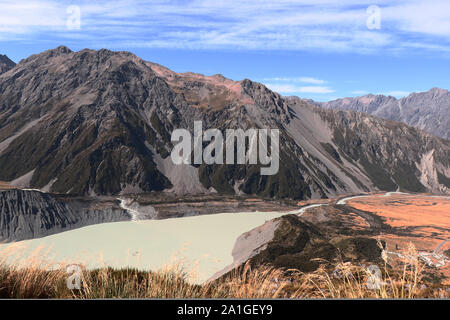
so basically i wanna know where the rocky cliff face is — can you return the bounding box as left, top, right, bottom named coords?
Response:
left=0, top=47, right=448, bottom=199
left=0, top=190, right=130, bottom=242
left=316, top=88, right=450, bottom=140
left=0, top=55, right=15, bottom=74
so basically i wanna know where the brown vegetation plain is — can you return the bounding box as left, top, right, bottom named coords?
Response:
left=346, top=194, right=450, bottom=283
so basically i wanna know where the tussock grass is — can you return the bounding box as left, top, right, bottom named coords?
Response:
left=0, top=242, right=448, bottom=299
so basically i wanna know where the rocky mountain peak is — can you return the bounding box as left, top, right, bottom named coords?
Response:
left=428, top=87, right=448, bottom=96
left=54, top=45, right=73, bottom=54
left=0, top=54, right=16, bottom=74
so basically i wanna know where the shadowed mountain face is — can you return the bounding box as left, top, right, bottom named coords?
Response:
left=0, top=55, right=15, bottom=74
left=0, top=46, right=448, bottom=199
left=0, top=189, right=129, bottom=241
left=314, top=89, right=450, bottom=140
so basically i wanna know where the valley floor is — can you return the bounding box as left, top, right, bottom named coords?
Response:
left=0, top=186, right=449, bottom=297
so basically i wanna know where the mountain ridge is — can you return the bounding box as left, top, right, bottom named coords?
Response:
left=0, top=47, right=448, bottom=199
left=311, top=88, right=450, bottom=140
left=0, top=55, right=15, bottom=74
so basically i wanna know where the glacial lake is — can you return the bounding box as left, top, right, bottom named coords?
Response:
left=0, top=211, right=292, bottom=283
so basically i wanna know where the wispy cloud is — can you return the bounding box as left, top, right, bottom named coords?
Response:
left=299, top=86, right=335, bottom=93
left=0, top=0, right=449, bottom=53
left=262, top=77, right=326, bottom=84
left=299, top=77, right=326, bottom=84
left=262, top=76, right=332, bottom=94
left=264, top=83, right=335, bottom=94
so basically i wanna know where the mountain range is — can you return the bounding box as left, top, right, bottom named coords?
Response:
left=0, top=47, right=448, bottom=199
left=310, top=88, right=450, bottom=140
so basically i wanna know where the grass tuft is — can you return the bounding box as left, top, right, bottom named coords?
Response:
left=0, top=242, right=448, bottom=299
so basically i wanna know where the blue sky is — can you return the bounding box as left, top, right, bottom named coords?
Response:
left=1, top=0, right=449, bottom=101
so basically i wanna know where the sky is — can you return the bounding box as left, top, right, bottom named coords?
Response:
left=0, top=0, right=449, bottom=101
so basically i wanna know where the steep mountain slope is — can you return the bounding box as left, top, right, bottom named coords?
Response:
left=315, top=89, right=450, bottom=140
left=0, top=189, right=129, bottom=241
left=0, top=47, right=448, bottom=199
left=0, top=55, right=15, bottom=74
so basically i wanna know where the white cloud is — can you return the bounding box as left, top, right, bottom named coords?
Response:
left=265, top=83, right=335, bottom=94
left=298, top=77, right=326, bottom=84
left=262, top=77, right=326, bottom=84
left=383, top=0, right=450, bottom=37
left=299, top=86, right=335, bottom=93
left=263, top=75, right=333, bottom=94
left=0, top=0, right=65, bottom=37
left=0, top=0, right=449, bottom=53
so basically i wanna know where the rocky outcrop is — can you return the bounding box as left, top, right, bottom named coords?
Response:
left=0, top=190, right=130, bottom=242
left=0, top=55, right=15, bottom=74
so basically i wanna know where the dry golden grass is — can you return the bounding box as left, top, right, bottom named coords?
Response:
left=300, top=242, right=427, bottom=298
left=0, top=242, right=448, bottom=299
left=346, top=194, right=450, bottom=280
left=347, top=194, right=450, bottom=235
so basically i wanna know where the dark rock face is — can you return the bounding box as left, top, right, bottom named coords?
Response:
left=250, top=215, right=339, bottom=273
left=316, top=89, right=450, bottom=140
left=0, top=47, right=448, bottom=199
left=0, top=55, right=15, bottom=74
left=0, top=190, right=129, bottom=242
left=0, top=47, right=172, bottom=195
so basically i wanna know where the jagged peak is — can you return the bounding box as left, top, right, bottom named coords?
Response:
left=22, top=45, right=141, bottom=62
left=0, top=54, right=15, bottom=64
left=41, top=46, right=73, bottom=58
left=53, top=45, right=73, bottom=54
left=0, top=54, right=16, bottom=74
left=18, top=45, right=73, bottom=65
left=428, top=87, right=448, bottom=94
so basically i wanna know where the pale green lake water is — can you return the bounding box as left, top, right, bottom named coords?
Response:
left=0, top=211, right=292, bottom=283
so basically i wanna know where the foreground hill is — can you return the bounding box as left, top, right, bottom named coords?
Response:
left=0, top=46, right=448, bottom=198
left=313, top=88, right=450, bottom=140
